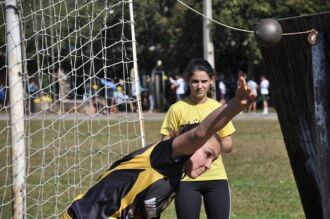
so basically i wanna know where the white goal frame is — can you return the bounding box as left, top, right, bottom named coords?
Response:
left=0, top=1, right=145, bottom=218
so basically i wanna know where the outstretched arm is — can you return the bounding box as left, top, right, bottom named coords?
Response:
left=172, top=73, right=255, bottom=155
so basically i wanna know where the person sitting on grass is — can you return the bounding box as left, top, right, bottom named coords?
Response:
left=62, top=73, right=255, bottom=219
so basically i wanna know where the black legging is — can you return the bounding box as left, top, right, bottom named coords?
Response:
left=175, top=180, right=230, bottom=219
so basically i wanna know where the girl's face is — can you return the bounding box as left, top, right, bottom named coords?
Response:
left=188, top=70, right=214, bottom=102
left=184, top=136, right=221, bottom=179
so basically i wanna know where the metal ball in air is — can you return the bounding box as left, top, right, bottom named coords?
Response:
left=254, top=19, right=282, bottom=47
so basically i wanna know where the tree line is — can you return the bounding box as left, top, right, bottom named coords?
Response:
left=0, top=0, right=329, bottom=79
left=134, top=0, right=330, bottom=76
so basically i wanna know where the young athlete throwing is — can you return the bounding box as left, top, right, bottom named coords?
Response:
left=62, top=73, right=255, bottom=219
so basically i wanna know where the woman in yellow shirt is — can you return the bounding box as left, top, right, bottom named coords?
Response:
left=160, top=59, right=235, bottom=219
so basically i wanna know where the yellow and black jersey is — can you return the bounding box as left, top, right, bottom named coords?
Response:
left=62, top=139, right=190, bottom=219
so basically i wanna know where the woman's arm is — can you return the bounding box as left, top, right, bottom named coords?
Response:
left=221, top=135, right=233, bottom=153
left=172, top=74, right=254, bottom=155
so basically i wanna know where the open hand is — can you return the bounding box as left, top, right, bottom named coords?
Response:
left=235, top=72, right=256, bottom=109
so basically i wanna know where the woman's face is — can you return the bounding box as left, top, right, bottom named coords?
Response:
left=188, top=70, right=214, bottom=101
left=184, top=136, right=221, bottom=179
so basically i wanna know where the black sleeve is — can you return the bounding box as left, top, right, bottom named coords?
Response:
left=150, top=139, right=190, bottom=177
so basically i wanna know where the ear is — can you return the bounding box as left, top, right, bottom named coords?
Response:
left=210, top=75, right=215, bottom=84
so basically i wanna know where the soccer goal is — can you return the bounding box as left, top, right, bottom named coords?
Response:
left=0, top=0, right=145, bottom=218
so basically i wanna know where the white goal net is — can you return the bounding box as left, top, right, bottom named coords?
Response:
left=0, top=0, right=144, bottom=218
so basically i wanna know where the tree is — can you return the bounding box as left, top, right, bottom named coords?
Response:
left=133, top=0, right=330, bottom=76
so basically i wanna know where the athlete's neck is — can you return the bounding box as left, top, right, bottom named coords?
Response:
left=189, top=95, right=208, bottom=104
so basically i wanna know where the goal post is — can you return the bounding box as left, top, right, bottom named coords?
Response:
left=0, top=0, right=145, bottom=218
left=129, top=0, right=145, bottom=147
left=6, top=0, right=26, bottom=218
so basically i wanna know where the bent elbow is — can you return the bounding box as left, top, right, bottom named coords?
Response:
left=222, top=146, right=233, bottom=153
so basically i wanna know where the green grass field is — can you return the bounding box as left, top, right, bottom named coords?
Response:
left=0, top=118, right=304, bottom=218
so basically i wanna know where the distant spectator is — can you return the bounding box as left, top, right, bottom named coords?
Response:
left=167, top=75, right=178, bottom=104
left=113, top=86, right=129, bottom=112
left=146, top=75, right=154, bottom=112
left=175, top=74, right=186, bottom=101
left=131, top=82, right=137, bottom=110
left=0, top=84, right=6, bottom=107
left=131, top=80, right=147, bottom=112
left=169, top=75, right=177, bottom=96
left=247, top=77, right=258, bottom=113
left=218, top=74, right=226, bottom=104
left=227, top=73, right=237, bottom=100
left=28, top=80, right=39, bottom=113
left=89, top=82, right=102, bottom=112
left=100, top=78, right=116, bottom=112
left=151, top=60, right=169, bottom=110
left=260, top=74, right=270, bottom=114
left=57, top=66, right=70, bottom=100
left=100, top=78, right=116, bottom=97
left=87, top=82, right=99, bottom=99
left=241, top=71, right=248, bottom=113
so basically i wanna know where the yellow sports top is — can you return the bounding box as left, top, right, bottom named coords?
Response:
left=160, top=97, right=235, bottom=181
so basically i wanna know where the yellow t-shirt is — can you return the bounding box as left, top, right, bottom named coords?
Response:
left=160, top=97, right=235, bottom=181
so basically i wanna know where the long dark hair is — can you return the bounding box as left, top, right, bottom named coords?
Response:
left=183, top=58, right=216, bottom=97
left=183, top=58, right=216, bottom=81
